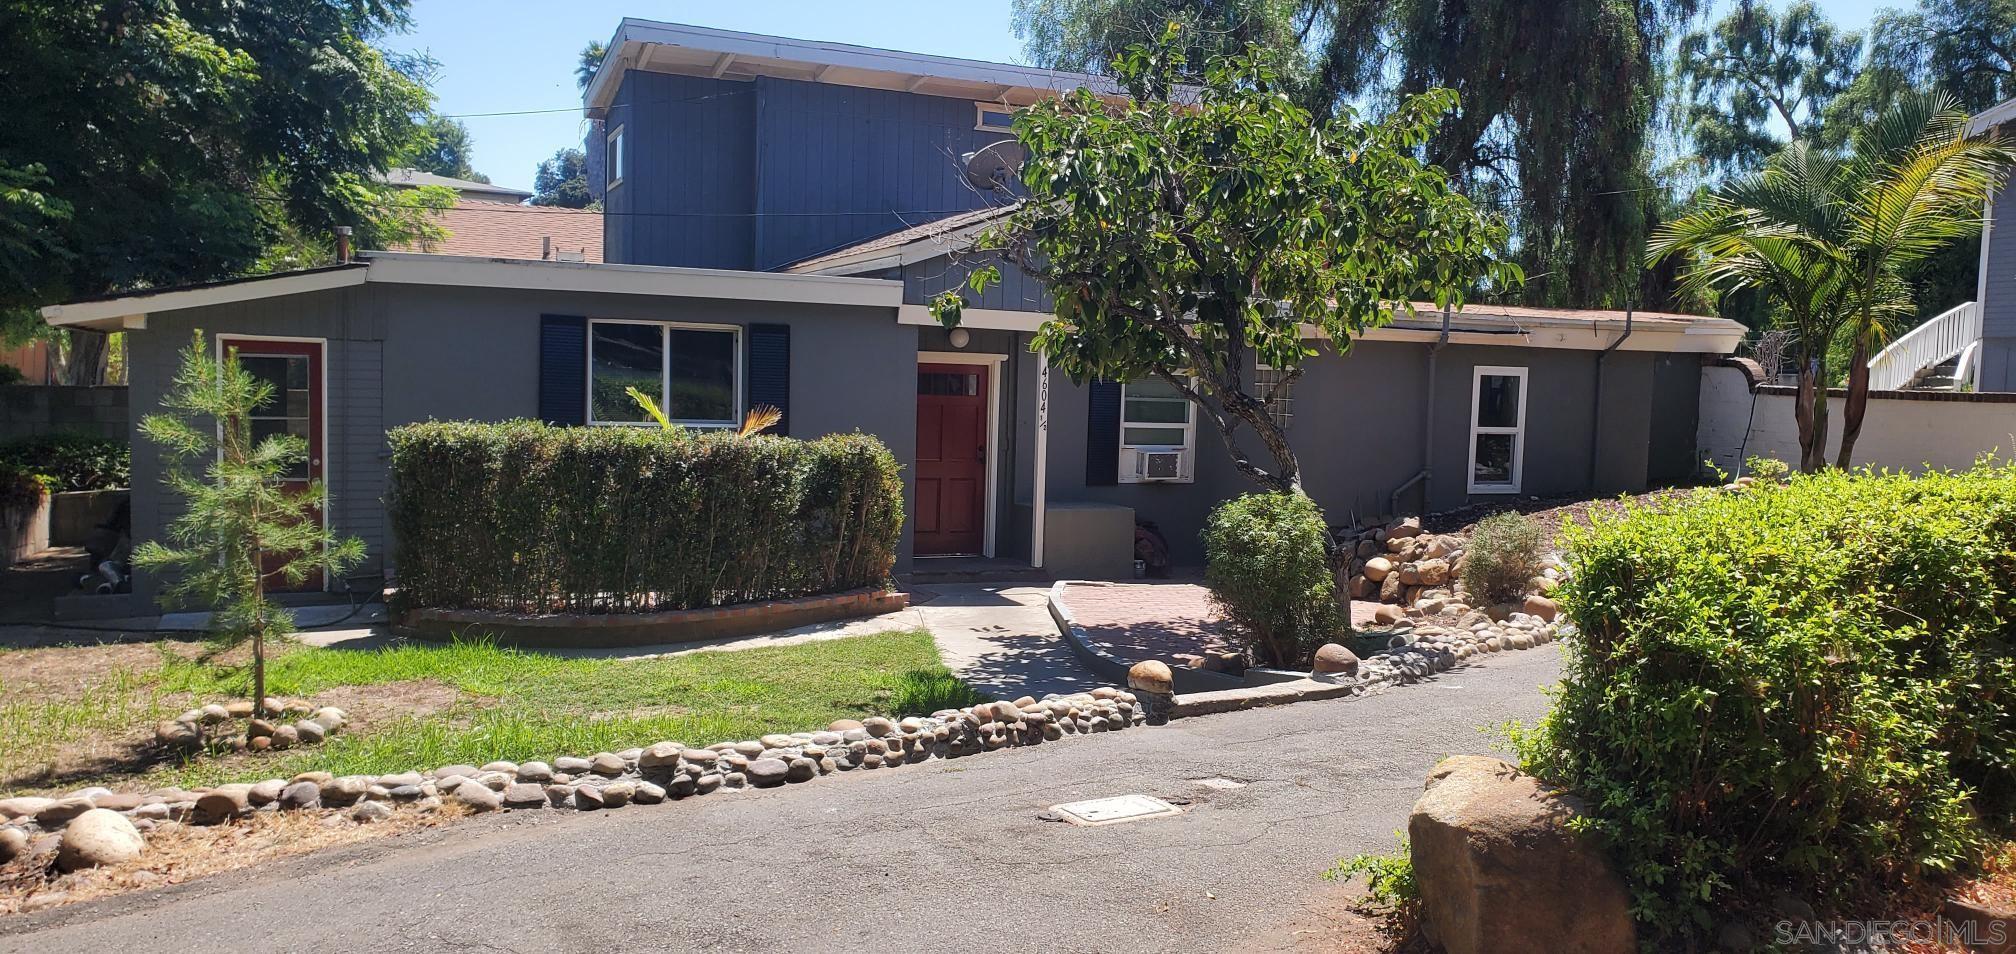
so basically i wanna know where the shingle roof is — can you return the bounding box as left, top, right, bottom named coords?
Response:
left=398, top=204, right=604, bottom=263
left=378, top=168, right=534, bottom=202
left=782, top=204, right=1021, bottom=273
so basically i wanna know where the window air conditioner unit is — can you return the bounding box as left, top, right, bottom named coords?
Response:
left=1137, top=449, right=1185, bottom=481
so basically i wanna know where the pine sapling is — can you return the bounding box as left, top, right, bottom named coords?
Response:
left=134, top=331, right=363, bottom=718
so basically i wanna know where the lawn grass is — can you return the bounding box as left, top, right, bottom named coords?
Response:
left=0, top=629, right=983, bottom=795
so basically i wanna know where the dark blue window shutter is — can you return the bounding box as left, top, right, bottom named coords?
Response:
left=747, top=323, right=790, bottom=436
left=538, top=315, right=588, bottom=426
left=1085, top=380, right=1121, bottom=485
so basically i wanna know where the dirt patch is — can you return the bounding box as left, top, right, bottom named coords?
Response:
left=0, top=640, right=203, bottom=704
left=1231, top=877, right=1427, bottom=954
left=0, top=804, right=465, bottom=916
left=310, top=679, right=464, bottom=731
left=1416, top=488, right=1695, bottom=542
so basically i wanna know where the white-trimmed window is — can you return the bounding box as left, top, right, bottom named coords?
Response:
left=1468, top=366, right=1527, bottom=494
left=606, top=124, right=626, bottom=190
left=974, top=103, right=1015, bottom=131
left=587, top=320, right=740, bottom=428
left=1118, top=376, right=1196, bottom=483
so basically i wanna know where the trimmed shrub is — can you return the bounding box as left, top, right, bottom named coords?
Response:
left=1202, top=491, right=1344, bottom=668
left=1458, top=511, right=1543, bottom=604
left=386, top=421, right=903, bottom=615
left=1514, top=466, right=2016, bottom=942
left=0, top=432, right=128, bottom=491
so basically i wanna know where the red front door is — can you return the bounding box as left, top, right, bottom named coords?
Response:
left=915, top=363, right=987, bottom=556
left=221, top=337, right=325, bottom=591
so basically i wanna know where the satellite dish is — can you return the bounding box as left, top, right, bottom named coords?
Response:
left=962, top=139, right=1025, bottom=192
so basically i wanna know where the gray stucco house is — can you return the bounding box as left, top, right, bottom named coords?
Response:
left=44, top=19, right=1744, bottom=605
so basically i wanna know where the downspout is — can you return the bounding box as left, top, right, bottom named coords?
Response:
left=1587, top=305, right=1635, bottom=489
left=1388, top=305, right=1452, bottom=515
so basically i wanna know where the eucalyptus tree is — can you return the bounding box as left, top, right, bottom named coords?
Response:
left=1013, top=0, right=1705, bottom=309
left=1674, top=1, right=1863, bottom=176
left=930, top=33, right=1518, bottom=496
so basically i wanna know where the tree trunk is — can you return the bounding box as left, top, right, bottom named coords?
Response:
left=1836, top=333, right=1872, bottom=470
left=251, top=549, right=267, bottom=720
left=1794, top=356, right=1833, bottom=473
left=59, top=329, right=108, bottom=386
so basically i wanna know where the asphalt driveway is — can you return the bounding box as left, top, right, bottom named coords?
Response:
left=0, top=645, right=1563, bottom=954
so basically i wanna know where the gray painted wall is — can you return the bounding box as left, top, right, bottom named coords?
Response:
left=1004, top=338, right=1694, bottom=565
left=124, top=284, right=915, bottom=604
left=607, top=71, right=1021, bottom=273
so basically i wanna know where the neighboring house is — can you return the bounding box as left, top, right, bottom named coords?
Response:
left=380, top=167, right=602, bottom=263
left=405, top=204, right=604, bottom=263
left=43, top=20, right=1744, bottom=612
left=378, top=169, right=533, bottom=206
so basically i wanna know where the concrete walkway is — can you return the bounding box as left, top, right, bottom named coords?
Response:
left=910, top=583, right=1104, bottom=699
left=0, top=646, right=1564, bottom=954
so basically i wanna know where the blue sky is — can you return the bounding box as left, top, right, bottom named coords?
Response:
left=402, top=0, right=1891, bottom=193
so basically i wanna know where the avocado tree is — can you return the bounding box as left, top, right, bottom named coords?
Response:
left=931, top=30, right=1519, bottom=497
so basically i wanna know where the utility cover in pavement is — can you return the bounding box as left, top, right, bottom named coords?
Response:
left=1049, top=794, right=1183, bottom=826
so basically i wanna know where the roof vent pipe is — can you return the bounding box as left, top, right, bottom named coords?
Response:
left=334, top=226, right=353, bottom=264
left=1586, top=304, right=1635, bottom=489
left=1388, top=304, right=1453, bottom=516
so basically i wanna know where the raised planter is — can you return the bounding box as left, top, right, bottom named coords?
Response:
left=395, top=588, right=910, bottom=648
left=50, top=488, right=125, bottom=547
left=1, top=488, right=49, bottom=566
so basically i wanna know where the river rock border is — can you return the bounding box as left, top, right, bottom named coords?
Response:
left=0, top=690, right=1145, bottom=877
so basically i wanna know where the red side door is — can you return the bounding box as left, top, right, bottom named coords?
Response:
left=915, top=363, right=987, bottom=556
left=220, top=337, right=325, bottom=591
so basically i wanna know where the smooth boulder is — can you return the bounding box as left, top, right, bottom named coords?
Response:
left=55, top=809, right=145, bottom=872
left=1407, top=756, right=1634, bottom=954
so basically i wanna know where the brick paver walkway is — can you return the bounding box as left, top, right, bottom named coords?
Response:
left=1061, top=578, right=1384, bottom=666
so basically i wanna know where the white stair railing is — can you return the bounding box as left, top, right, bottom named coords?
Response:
left=1867, top=300, right=1983, bottom=391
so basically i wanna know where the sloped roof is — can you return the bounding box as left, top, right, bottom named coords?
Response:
left=782, top=204, right=1021, bottom=274
left=402, top=204, right=604, bottom=263
left=378, top=169, right=534, bottom=203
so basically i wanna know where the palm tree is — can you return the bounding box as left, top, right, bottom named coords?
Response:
left=1651, top=92, right=2013, bottom=471
left=577, top=42, right=607, bottom=92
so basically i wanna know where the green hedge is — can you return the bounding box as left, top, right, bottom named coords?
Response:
left=386, top=421, right=904, bottom=615
left=0, top=432, right=129, bottom=491
left=1516, top=466, right=2016, bottom=940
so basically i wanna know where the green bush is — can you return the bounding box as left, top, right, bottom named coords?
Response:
left=1202, top=491, right=1344, bottom=668
left=1458, top=511, right=1544, bottom=604
left=0, top=462, right=51, bottom=510
left=0, top=432, right=128, bottom=491
left=386, top=420, right=904, bottom=615
left=1514, top=466, right=2016, bottom=942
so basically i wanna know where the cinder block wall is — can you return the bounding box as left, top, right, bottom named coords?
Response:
left=0, top=386, right=129, bottom=442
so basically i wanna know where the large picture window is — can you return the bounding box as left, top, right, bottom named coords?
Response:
left=1468, top=366, right=1527, bottom=494
left=588, top=320, right=739, bottom=428
left=1118, top=376, right=1196, bottom=483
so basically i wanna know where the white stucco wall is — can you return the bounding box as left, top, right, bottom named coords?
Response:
left=1699, top=364, right=2016, bottom=476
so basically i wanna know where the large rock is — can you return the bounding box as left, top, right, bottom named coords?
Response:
left=1362, top=556, right=1394, bottom=582
left=1311, top=643, right=1360, bottom=676
left=56, top=809, right=145, bottom=872
left=1408, top=756, right=1635, bottom=954
left=0, top=827, right=27, bottom=863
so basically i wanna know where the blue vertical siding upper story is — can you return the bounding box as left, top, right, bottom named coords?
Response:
left=903, top=251, right=1052, bottom=312
left=603, top=71, right=758, bottom=270
left=605, top=70, right=1022, bottom=271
